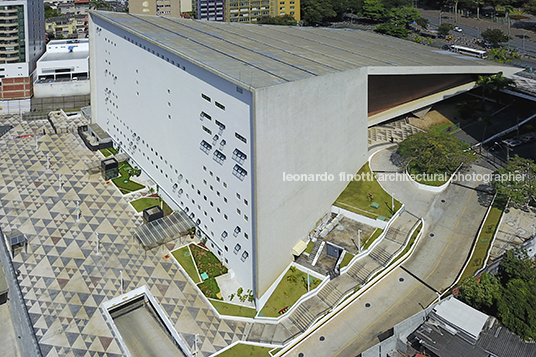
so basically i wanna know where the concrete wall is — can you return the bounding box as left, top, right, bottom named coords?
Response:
left=33, top=80, right=90, bottom=97
left=253, top=68, right=368, bottom=298
left=362, top=306, right=433, bottom=357
left=31, top=94, right=90, bottom=111
left=90, top=14, right=256, bottom=293
left=0, top=98, right=31, bottom=114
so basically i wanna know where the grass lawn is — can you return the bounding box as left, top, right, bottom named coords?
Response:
left=99, top=147, right=118, bottom=158
left=305, top=241, right=314, bottom=255
left=459, top=200, right=505, bottom=282
left=171, top=246, right=201, bottom=284
left=363, top=228, right=383, bottom=251
left=260, top=267, right=322, bottom=317
left=407, top=163, right=449, bottom=186
left=130, top=197, right=173, bottom=216
left=209, top=299, right=257, bottom=318
left=190, top=243, right=228, bottom=278
left=334, top=162, right=402, bottom=220
left=198, top=277, right=222, bottom=300
left=214, top=343, right=272, bottom=357
left=428, top=123, right=459, bottom=134
left=111, top=161, right=145, bottom=194
left=340, top=252, right=354, bottom=269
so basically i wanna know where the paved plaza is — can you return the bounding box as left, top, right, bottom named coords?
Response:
left=0, top=115, right=248, bottom=357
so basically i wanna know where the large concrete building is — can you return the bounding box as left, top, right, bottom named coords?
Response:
left=0, top=0, right=45, bottom=113
left=89, top=11, right=513, bottom=306
left=129, top=0, right=192, bottom=17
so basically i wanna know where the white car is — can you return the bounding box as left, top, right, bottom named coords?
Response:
left=454, top=26, right=463, bottom=32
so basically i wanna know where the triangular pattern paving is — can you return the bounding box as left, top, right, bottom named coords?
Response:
left=0, top=115, right=248, bottom=356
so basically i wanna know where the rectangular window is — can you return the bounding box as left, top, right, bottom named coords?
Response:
left=215, top=101, right=225, bottom=110
left=202, top=126, right=212, bottom=135
left=200, top=140, right=212, bottom=154
left=235, top=132, right=247, bottom=144
left=200, top=111, right=212, bottom=120
left=236, top=86, right=243, bottom=94
left=233, top=165, right=247, bottom=181
left=232, top=148, right=247, bottom=164
left=213, top=150, right=226, bottom=165
left=215, top=120, right=226, bottom=130
left=201, top=93, right=211, bottom=102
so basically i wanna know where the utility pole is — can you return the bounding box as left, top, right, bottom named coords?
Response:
left=358, top=230, right=362, bottom=253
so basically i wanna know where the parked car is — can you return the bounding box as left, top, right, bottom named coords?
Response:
left=520, top=132, right=536, bottom=143
left=502, top=138, right=523, bottom=147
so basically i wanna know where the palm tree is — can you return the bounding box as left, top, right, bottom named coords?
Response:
left=477, top=72, right=516, bottom=108
left=476, top=74, right=494, bottom=108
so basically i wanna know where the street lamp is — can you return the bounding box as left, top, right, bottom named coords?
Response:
left=358, top=230, right=362, bottom=253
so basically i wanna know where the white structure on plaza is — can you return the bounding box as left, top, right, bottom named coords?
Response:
left=0, top=0, right=45, bottom=113
left=34, top=38, right=90, bottom=97
left=89, top=11, right=515, bottom=307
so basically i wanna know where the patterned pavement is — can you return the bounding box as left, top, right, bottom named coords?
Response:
left=0, top=114, right=248, bottom=357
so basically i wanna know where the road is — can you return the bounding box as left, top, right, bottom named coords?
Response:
left=282, top=150, right=493, bottom=357
left=419, top=8, right=536, bottom=58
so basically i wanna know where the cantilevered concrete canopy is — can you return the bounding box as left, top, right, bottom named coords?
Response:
left=92, top=11, right=515, bottom=125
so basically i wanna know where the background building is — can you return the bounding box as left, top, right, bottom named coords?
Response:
left=34, top=38, right=89, bottom=97
left=269, top=0, right=299, bottom=21
left=89, top=11, right=513, bottom=306
left=0, top=0, right=46, bottom=113
left=130, top=0, right=192, bottom=17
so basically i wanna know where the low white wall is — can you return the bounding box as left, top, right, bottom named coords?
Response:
left=331, top=206, right=388, bottom=229
left=101, top=285, right=194, bottom=357
left=33, top=80, right=90, bottom=98
left=0, top=98, right=31, bottom=114
left=405, top=164, right=462, bottom=193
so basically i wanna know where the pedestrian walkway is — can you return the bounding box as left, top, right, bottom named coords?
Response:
left=368, top=118, right=423, bottom=147
left=0, top=114, right=248, bottom=357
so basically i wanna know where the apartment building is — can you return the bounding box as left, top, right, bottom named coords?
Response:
left=0, top=0, right=45, bottom=113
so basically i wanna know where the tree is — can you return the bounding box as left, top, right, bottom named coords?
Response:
left=44, top=4, right=59, bottom=19
left=481, top=28, right=509, bottom=46
left=488, top=47, right=521, bottom=63
left=89, top=0, right=112, bottom=10
left=361, top=0, right=387, bottom=22
left=437, top=23, right=454, bottom=38
left=397, top=131, right=474, bottom=176
left=301, top=0, right=336, bottom=25
left=493, top=155, right=536, bottom=207
left=458, top=273, right=501, bottom=313
left=497, top=278, right=536, bottom=341
left=476, top=72, right=516, bottom=107
left=257, top=14, right=297, bottom=25
left=374, top=22, right=410, bottom=38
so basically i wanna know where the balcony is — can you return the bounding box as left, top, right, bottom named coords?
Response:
left=0, top=8, right=17, bottom=14
left=0, top=55, right=19, bottom=62
left=0, top=28, right=18, bottom=34
left=0, top=48, right=18, bottom=55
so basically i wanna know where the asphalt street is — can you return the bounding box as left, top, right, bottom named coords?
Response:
left=282, top=149, right=493, bottom=357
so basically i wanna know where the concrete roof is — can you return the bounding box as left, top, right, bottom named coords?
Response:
left=92, top=11, right=504, bottom=88
left=39, top=51, right=89, bottom=62
left=433, top=296, right=489, bottom=341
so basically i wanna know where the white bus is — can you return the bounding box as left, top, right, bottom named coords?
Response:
left=450, top=45, right=488, bottom=59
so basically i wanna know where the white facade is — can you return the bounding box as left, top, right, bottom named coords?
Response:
left=89, top=12, right=512, bottom=303
left=90, top=19, right=256, bottom=293
left=34, top=39, right=90, bottom=97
